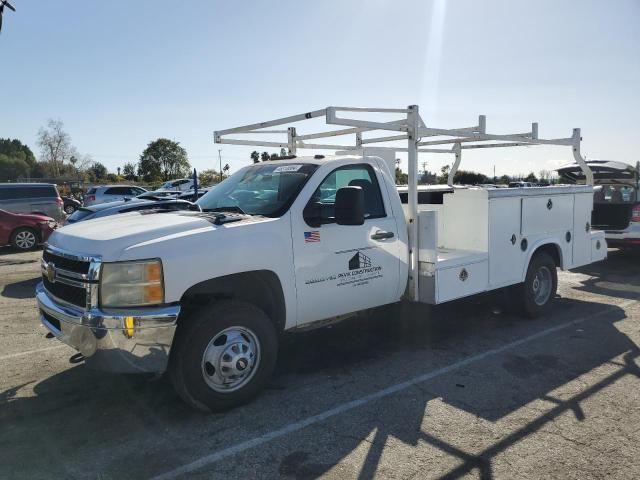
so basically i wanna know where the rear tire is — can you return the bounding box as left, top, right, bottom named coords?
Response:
left=168, top=300, right=278, bottom=412
left=11, top=227, right=38, bottom=251
left=519, top=252, right=558, bottom=318
left=64, top=204, right=76, bottom=214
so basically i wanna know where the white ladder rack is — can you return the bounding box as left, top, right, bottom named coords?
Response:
left=214, top=105, right=593, bottom=301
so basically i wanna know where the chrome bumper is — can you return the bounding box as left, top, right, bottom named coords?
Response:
left=36, top=282, right=179, bottom=373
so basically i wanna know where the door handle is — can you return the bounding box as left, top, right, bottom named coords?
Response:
left=371, top=230, right=395, bottom=240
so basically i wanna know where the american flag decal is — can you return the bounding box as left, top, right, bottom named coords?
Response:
left=304, top=231, right=320, bottom=243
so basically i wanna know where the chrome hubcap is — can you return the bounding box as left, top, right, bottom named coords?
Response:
left=201, top=327, right=260, bottom=393
left=15, top=231, right=36, bottom=249
left=532, top=266, right=552, bottom=306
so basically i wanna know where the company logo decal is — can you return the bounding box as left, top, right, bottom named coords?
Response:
left=46, top=263, right=56, bottom=283
left=304, top=249, right=383, bottom=288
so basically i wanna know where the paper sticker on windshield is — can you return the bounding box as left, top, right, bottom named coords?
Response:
left=273, top=165, right=303, bottom=173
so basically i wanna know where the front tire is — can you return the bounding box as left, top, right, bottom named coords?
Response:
left=169, top=300, right=278, bottom=412
left=519, top=252, right=558, bottom=318
left=64, top=204, right=76, bottom=214
left=11, top=227, right=38, bottom=251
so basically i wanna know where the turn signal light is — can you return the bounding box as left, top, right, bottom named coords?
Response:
left=144, top=284, right=163, bottom=304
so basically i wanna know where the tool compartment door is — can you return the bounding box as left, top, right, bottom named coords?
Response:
left=572, top=192, right=594, bottom=267
left=521, top=195, right=574, bottom=236
left=436, top=259, right=488, bottom=304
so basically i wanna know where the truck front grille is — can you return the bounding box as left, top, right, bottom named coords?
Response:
left=43, top=250, right=90, bottom=274
left=41, top=248, right=99, bottom=309
left=42, top=275, right=87, bottom=308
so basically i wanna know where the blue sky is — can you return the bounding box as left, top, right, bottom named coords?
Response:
left=1, top=0, right=638, bottom=178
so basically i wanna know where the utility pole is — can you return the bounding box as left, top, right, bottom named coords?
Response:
left=218, top=149, right=223, bottom=182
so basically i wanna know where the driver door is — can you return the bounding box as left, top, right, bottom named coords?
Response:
left=291, top=163, right=401, bottom=326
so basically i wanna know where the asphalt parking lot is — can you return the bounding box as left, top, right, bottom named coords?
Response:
left=0, top=247, right=638, bottom=479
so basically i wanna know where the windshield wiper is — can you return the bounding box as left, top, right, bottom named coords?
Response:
left=203, top=206, right=248, bottom=215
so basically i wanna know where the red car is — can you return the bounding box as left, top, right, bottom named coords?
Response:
left=0, top=209, right=57, bottom=251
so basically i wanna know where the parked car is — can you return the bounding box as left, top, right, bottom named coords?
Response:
left=64, top=198, right=199, bottom=225
left=0, top=209, right=57, bottom=250
left=508, top=181, right=533, bottom=188
left=0, top=183, right=65, bottom=223
left=84, top=185, right=147, bottom=206
left=557, top=160, right=640, bottom=249
left=155, top=178, right=197, bottom=192
left=136, top=191, right=180, bottom=201
left=62, top=196, right=82, bottom=215
left=177, top=188, right=210, bottom=202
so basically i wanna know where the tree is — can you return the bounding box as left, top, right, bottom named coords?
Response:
left=438, top=165, right=451, bottom=184
left=0, top=138, right=36, bottom=168
left=223, top=163, right=230, bottom=176
left=138, top=138, right=190, bottom=182
left=250, top=151, right=260, bottom=163
left=419, top=170, right=436, bottom=184
left=122, top=162, right=137, bottom=181
left=198, top=169, right=220, bottom=186
left=0, top=154, right=30, bottom=181
left=89, top=162, right=108, bottom=180
left=260, top=151, right=270, bottom=162
left=453, top=170, right=489, bottom=185
left=395, top=167, right=408, bottom=185
left=524, top=172, right=538, bottom=183
left=36, top=119, right=73, bottom=177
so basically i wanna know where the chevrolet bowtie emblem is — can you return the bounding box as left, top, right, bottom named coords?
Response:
left=46, top=262, right=56, bottom=283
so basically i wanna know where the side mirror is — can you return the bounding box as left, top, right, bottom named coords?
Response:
left=335, top=186, right=365, bottom=226
left=303, top=201, right=322, bottom=228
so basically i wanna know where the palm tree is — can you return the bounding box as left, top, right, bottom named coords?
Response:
left=250, top=151, right=260, bottom=163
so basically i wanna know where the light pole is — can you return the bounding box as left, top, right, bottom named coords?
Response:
left=218, top=149, right=223, bottom=182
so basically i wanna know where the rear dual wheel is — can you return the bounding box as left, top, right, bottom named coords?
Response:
left=519, top=252, right=558, bottom=318
left=169, top=300, right=278, bottom=412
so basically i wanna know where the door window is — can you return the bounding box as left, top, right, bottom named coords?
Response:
left=304, top=165, right=385, bottom=225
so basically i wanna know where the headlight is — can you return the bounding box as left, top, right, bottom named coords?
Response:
left=47, top=220, right=57, bottom=229
left=100, top=259, right=164, bottom=308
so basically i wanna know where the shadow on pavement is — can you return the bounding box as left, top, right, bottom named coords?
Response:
left=0, top=246, right=43, bottom=258
left=571, top=248, right=640, bottom=301
left=0, top=293, right=635, bottom=479
left=2, top=277, right=40, bottom=299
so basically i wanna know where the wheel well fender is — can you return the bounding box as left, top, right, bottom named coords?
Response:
left=179, top=270, right=286, bottom=332
left=522, top=241, right=563, bottom=281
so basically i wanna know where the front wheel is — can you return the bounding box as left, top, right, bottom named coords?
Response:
left=519, top=252, right=558, bottom=318
left=11, top=227, right=38, bottom=251
left=168, top=300, right=278, bottom=412
left=64, top=204, right=76, bottom=214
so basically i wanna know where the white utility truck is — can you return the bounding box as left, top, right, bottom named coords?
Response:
left=37, top=106, right=607, bottom=411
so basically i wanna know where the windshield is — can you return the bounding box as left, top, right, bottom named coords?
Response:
left=197, top=163, right=318, bottom=217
